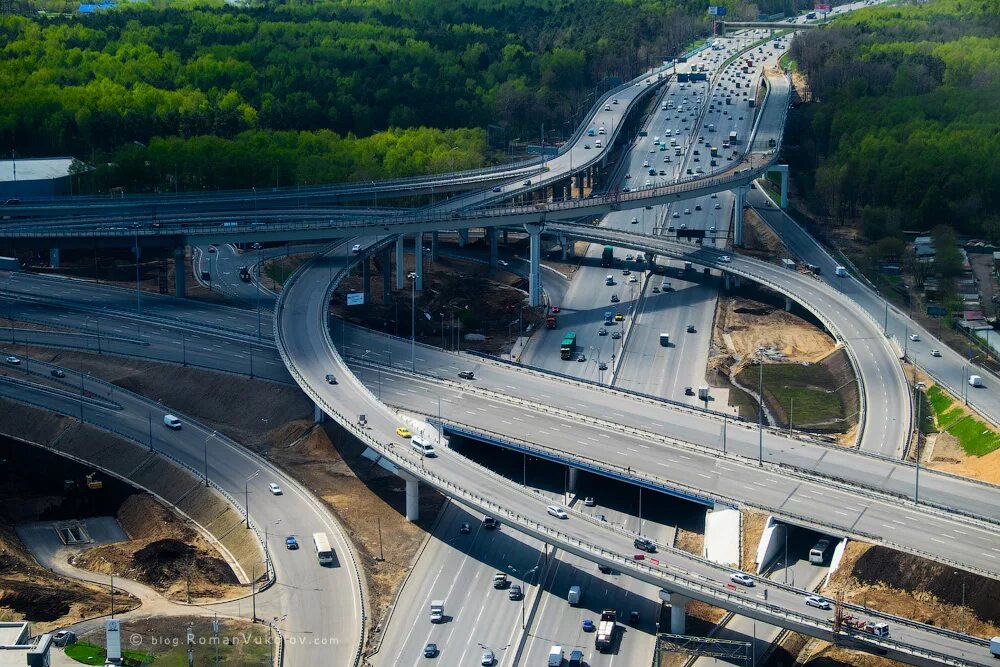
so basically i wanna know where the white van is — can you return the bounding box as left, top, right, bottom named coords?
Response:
left=411, top=436, right=436, bottom=457
left=163, top=414, right=182, bottom=430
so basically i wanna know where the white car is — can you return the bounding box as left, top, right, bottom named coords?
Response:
left=719, top=255, right=731, bottom=263
left=497, top=260, right=510, bottom=268
left=546, top=505, right=569, bottom=519
left=909, top=333, right=920, bottom=342
left=351, top=244, right=362, bottom=254
left=684, top=208, right=691, bottom=214
left=5, top=355, right=20, bottom=365
left=715, top=203, right=721, bottom=209
left=672, top=212, right=680, bottom=218
left=931, top=349, right=941, bottom=357
left=629, top=276, right=638, bottom=283
left=481, top=649, right=495, bottom=666
left=805, top=595, right=831, bottom=610
left=730, top=573, right=754, bottom=587
left=268, top=482, right=283, bottom=495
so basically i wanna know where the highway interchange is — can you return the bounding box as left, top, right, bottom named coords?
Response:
left=2, top=6, right=999, bottom=667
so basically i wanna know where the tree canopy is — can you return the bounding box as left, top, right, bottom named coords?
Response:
left=782, top=0, right=1000, bottom=242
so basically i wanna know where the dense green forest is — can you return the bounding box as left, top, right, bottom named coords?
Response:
left=2, top=0, right=818, bottom=192
left=782, top=0, right=1000, bottom=251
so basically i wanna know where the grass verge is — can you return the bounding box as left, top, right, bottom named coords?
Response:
left=926, top=385, right=1000, bottom=456
left=736, top=362, right=848, bottom=430
left=65, top=643, right=150, bottom=665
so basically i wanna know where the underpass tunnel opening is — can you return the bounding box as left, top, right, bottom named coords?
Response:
left=445, top=432, right=709, bottom=540
left=758, top=519, right=838, bottom=576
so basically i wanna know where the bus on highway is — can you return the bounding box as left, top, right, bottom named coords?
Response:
left=313, top=532, right=335, bottom=566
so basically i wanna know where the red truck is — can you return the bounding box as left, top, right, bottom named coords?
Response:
left=546, top=315, right=558, bottom=329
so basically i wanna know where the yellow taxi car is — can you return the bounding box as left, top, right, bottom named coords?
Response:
left=614, top=313, right=625, bottom=322
left=395, top=426, right=412, bottom=438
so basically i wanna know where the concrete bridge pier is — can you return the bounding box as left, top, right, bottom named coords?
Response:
left=362, top=257, right=371, bottom=298
left=644, top=252, right=656, bottom=266
left=174, top=246, right=186, bottom=297
left=785, top=297, right=792, bottom=312
left=525, top=223, right=544, bottom=307
left=49, top=247, right=60, bottom=268
left=404, top=475, right=420, bottom=521
left=733, top=186, right=747, bottom=246
left=768, top=164, right=790, bottom=208
left=414, top=232, right=424, bottom=291
left=567, top=466, right=579, bottom=493
left=382, top=247, right=392, bottom=302
left=488, top=227, right=498, bottom=271
left=313, top=402, right=325, bottom=423
left=458, top=229, right=469, bottom=248
left=431, top=231, right=440, bottom=262
left=660, top=591, right=690, bottom=634
left=395, top=235, right=405, bottom=289
left=723, top=273, right=731, bottom=290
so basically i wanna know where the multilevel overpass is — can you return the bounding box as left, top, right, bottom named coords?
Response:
left=274, top=237, right=998, bottom=667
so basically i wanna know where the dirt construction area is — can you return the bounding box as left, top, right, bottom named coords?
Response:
left=824, top=541, right=1000, bottom=636
left=713, top=297, right=836, bottom=366
left=73, top=494, right=241, bottom=603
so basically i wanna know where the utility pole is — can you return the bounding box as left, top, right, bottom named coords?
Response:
left=757, top=359, right=764, bottom=465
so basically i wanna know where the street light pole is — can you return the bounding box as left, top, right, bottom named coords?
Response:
left=410, top=273, right=416, bottom=372
left=245, top=469, right=261, bottom=529
left=757, top=358, right=764, bottom=465
left=203, top=430, right=216, bottom=487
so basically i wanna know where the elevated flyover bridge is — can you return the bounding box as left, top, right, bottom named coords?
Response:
left=273, top=235, right=999, bottom=667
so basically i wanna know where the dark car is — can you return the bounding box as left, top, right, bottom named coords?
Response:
left=629, top=611, right=640, bottom=625
left=569, top=649, right=584, bottom=667
left=424, top=643, right=439, bottom=658
left=508, top=584, right=523, bottom=601
left=325, top=374, right=338, bottom=385
left=634, top=537, right=657, bottom=553
left=483, top=516, right=498, bottom=530
left=458, top=371, right=475, bottom=380
left=459, top=522, right=471, bottom=534
left=582, top=619, right=595, bottom=632
left=285, top=536, right=299, bottom=550
left=598, top=564, right=613, bottom=574
left=50, top=368, right=66, bottom=378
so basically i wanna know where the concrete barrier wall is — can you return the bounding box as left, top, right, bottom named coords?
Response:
left=704, top=507, right=741, bottom=568
left=755, top=515, right=787, bottom=574
left=825, top=538, right=848, bottom=587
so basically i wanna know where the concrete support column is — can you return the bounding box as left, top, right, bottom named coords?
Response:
left=431, top=231, right=440, bottom=262
left=382, top=247, right=392, bottom=302
left=414, top=232, right=424, bottom=291
left=487, top=227, right=498, bottom=272
left=174, top=246, right=186, bottom=297
left=644, top=252, right=655, bottom=266
left=362, top=257, right=371, bottom=298
left=733, top=187, right=747, bottom=246
left=525, top=223, right=543, bottom=307
left=785, top=297, right=792, bottom=312
left=669, top=594, right=690, bottom=634
left=567, top=466, right=579, bottom=492
left=724, top=273, right=731, bottom=290
left=49, top=247, right=60, bottom=268
left=780, top=169, right=789, bottom=209
left=405, top=477, right=420, bottom=521
left=502, top=229, right=509, bottom=245
left=458, top=229, right=469, bottom=248
left=395, top=235, right=405, bottom=289
left=313, top=402, right=325, bottom=423
left=560, top=235, right=569, bottom=261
